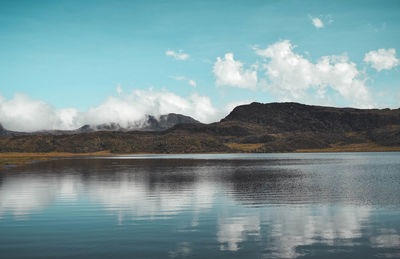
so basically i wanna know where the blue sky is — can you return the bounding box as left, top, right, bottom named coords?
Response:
left=0, top=0, right=399, bottom=130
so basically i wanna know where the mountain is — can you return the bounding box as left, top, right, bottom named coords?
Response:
left=0, top=113, right=201, bottom=136
left=223, top=102, right=400, bottom=132
left=143, top=113, right=200, bottom=131
left=217, top=102, right=400, bottom=151
left=160, top=102, right=400, bottom=151
left=0, top=123, right=31, bottom=137
left=76, top=113, right=201, bottom=133
left=0, top=102, right=400, bottom=153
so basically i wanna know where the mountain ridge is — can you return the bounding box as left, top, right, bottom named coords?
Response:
left=0, top=113, right=201, bottom=136
left=223, top=102, right=400, bottom=132
left=1, top=102, right=399, bottom=153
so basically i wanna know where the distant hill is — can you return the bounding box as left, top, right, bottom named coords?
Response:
left=144, top=113, right=200, bottom=131
left=1, top=103, right=400, bottom=153
left=0, top=123, right=31, bottom=137
left=74, top=113, right=201, bottom=133
left=223, top=102, right=400, bottom=132
left=0, top=113, right=201, bottom=136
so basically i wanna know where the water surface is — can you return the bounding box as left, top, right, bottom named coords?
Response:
left=1, top=153, right=400, bottom=258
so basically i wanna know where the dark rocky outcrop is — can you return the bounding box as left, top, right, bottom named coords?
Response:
left=143, top=113, right=200, bottom=131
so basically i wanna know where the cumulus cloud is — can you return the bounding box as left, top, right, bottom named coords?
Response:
left=165, top=50, right=190, bottom=60
left=311, top=17, right=324, bottom=28
left=213, top=53, right=258, bottom=89
left=255, top=40, right=371, bottom=107
left=364, top=48, right=399, bottom=71
left=170, top=76, right=197, bottom=87
left=0, top=89, right=219, bottom=132
left=0, top=93, right=83, bottom=132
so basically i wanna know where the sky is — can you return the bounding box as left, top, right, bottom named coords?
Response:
left=0, top=0, right=400, bottom=131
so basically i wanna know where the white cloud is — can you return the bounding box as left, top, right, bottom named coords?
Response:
left=309, top=15, right=333, bottom=28
left=83, top=89, right=219, bottom=127
left=188, top=79, right=197, bottom=87
left=170, top=76, right=197, bottom=87
left=55, top=108, right=82, bottom=130
left=255, top=40, right=371, bottom=107
left=364, top=48, right=399, bottom=71
left=0, top=93, right=82, bottom=132
left=213, top=53, right=258, bottom=89
left=165, top=50, right=190, bottom=60
left=0, top=89, right=219, bottom=132
left=311, top=17, right=324, bottom=28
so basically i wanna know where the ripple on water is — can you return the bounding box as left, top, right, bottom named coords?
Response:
left=0, top=152, right=399, bottom=258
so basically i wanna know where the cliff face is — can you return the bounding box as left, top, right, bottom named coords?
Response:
left=1, top=102, right=400, bottom=153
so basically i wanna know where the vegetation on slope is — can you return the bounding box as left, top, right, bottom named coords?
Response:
left=1, top=102, right=400, bottom=155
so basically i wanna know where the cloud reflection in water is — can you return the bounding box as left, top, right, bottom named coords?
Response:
left=0, top=155, right=399, bottom=258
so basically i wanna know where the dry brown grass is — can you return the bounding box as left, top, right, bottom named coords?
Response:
left=225, top=143, right=264, bottom=152
left=296, top=143, right=400, bottom=153
left=344, top=131, right=363, bottom=137
left=0, top=151, right=112, bottom=168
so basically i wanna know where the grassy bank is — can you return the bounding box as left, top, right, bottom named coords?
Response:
left=1, top=145, right=399, bottom=168
left=0, top=151, right=111, bottom=168
left=295, top=143, right=400, bottom=153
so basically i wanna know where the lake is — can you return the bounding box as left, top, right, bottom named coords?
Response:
left=0, top=153, right=400, bottom=258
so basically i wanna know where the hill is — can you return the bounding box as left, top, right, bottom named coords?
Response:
left=224, top=102, right=400, bottom=132
left=0, top=113, right=200, bottom=136
left=1, top=102, right=400, bottom=153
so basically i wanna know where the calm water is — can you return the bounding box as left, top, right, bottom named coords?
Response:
left=1, top=153, right=400, bottom=258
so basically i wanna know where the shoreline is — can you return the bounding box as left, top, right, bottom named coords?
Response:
left=294, top=143, right=400, bottom=153
left=0, top=151, right=113, bottom=168
left=1, top=145, right=400, bottom=168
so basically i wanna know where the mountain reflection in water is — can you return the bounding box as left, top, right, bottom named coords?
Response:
left=0, top=153, right=400, bottom=258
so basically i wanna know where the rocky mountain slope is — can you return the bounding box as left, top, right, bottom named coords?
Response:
left=223, top=102, right=400, bottom=132
left=1, top=102, right=400, bottom=153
